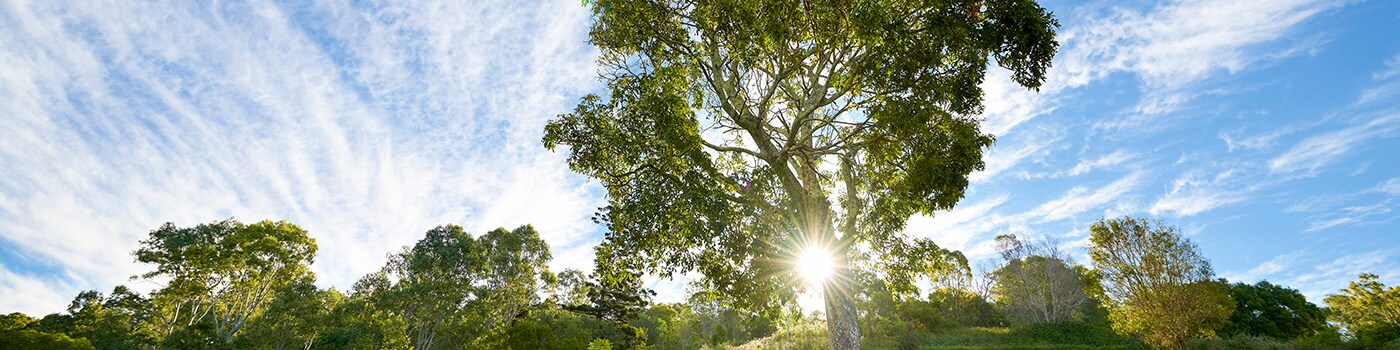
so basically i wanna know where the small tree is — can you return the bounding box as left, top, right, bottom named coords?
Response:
left=1088, top=216, right=1233, bottom=350
left=1324, top=273, right=1400, bottom=345
left=991, top=234, right=1088, bottom=324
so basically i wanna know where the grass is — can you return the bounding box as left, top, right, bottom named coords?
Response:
left=729, top=324, right=1146, bottom=350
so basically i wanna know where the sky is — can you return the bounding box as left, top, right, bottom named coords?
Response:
left=0, top=0, right=1396, bottom=316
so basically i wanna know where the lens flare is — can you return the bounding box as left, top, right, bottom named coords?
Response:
left=797, top=245, right=834, bottom=288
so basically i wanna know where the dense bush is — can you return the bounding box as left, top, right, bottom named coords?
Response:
left=1011, top=321, right=1140, bottom=347
left=0, top=329, right=96, bottom=350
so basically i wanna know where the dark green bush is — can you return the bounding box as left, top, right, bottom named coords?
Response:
left=1010, top=321, right=1139, bottom=347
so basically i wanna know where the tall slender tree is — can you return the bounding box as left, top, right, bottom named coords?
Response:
left=545, top=1, right=1058, bottom=347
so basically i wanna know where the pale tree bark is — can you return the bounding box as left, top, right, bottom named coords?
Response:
left=824, top=254, right=862, bottom=350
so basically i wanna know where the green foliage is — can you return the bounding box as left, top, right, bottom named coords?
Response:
left=1219, top=280, right=1328, bottom=340
left=0, top=329, right=95, bottom=350
left=992, top=235, right=1091, bottom=325
left=867, top=326, right=1146, bottom=349
left=1324, top=273, right=1400, bottom=347
left=135, top=219, right=318, bottom=344
left=63, top=286, right=158, bottom=350
left=0, top=312, right=36, bottom=331
left=0, top=312, right=94, bottom=350
left=363, top=224, right=554, bottom=349
left=567, top=257, right=656, bottom=323
left=1089, top=217, right=1235, bottom=350
left=925, top=288, right=1004, bottom=328
left=235, top=277, right=336, bottom=349
left=1009, top=321, right=1140, bottom=347
left=481, top=308, right=627, bottom=350
left=314, top=287, right=410, bottom=350
left=546, top=0, right=1059, bottom=345
left=589, top=338, right=613, bottom=350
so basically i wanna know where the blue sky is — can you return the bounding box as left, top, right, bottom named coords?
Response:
left=0, top=0, right=1396, bottom=315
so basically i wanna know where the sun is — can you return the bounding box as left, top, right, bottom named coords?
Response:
left=797, top=245, right=834, bottom=288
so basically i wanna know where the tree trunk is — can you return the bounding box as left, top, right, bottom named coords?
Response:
left=824, top=254, right=861, bottom=350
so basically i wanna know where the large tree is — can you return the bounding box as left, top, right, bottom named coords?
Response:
left=1088, top=217, right=1233, bottom=350
left=134, top=219, right=318, bottom=345
left=1219, top=280, right=1328, bottom=340
left=544, top=0, right=1058, bottom=347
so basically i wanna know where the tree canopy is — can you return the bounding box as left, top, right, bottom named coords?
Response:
left=544, top=0, right=1058, bottom=347
left=1219, top=280, right=1328, bottom=340
left=134, top=219, right=318, bottom=345
left=1088, top=216, right=1233, bottom=350
left=1325, top=273, right=1400, bottom=346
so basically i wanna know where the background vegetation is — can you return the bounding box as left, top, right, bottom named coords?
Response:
left=3, top=217, right=1396, bottom=349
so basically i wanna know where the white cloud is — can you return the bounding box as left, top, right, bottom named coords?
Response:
left=0, top=0, right=604, bottom=314
left=1056, top=0, right=1338, bottom=122
left=1378, top=178, right=1400, bottom=196
left=1057, top=0, right=1335, bottom=90
left=1224, top=251, right=1303, bottom=283
left=1219, top=126, right=1299, bottom=152
left=1373, top=54, right=1400, bottom=81
left=1269, top=113, right=1400, bottom=176
left=1065, top=150, right=1137, bottom=177
left=1024, top=171, right=1147, bottom=222
left=970, top=131, right=1063, bottom=183
left=981, top=67, right=1055, bottom=137
left=1149, top=168, right=1247, bottom=217
left=1279, top=250, right=1400, bottom=303
left=1304, top=200, right=1396, bottom=233
left=906, top=194, right=1011, bottom=254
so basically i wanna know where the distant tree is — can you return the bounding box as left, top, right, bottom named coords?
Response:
left=315, top=278, right=410, bottom=350
left=3, top=312, right=93, bottom=350
left=1218, top=280, right=1328, bottom=340
left=478, top=225, right=554, bottom=330
left=1, top=312, right=36, bottom=331
left=1088, top=216, right=1234, bottom=350
left=548, top=269, right=592, bottom=307
left=1324, top=273, right=1400, bottom=346
left=134, top=219, right=318, bottom=344
left=566, top=245, right=656, bottom=324
left=544, top=0, right=1059, bottom=347
left=368, top=224, right=553, bottom=349
left=0, top=328, right=94, bottom=350
left=236, top=277, right=336, bottom=350
left=925, top=288, right=1002, bottom=328
left=991, top=234, right=1089, bottom=324
left=587, top=338, right=612, bottom=350
left=64, top=286, right=158, bottom=349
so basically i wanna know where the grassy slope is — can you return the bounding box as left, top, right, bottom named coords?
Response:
left=730, top=325, right=1145, bottom=350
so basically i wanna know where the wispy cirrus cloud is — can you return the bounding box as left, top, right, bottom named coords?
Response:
left=1279, top=249, right=1400, bottom=303
left=0, top=0, right=603, bottom=315
left=1057, top=0, right=1337, bottom=91
left=1149, top=167, right=1250, bottom=217
left=1024, top=171, right=1148, bottom=222
left=1268, top=113, right=1400, bottom=177
left=1224, top=251, right=1305, bottom=284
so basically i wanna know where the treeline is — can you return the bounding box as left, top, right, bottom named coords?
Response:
left=2, top=217, right=1398, bottom=350
left=0, top=219, right=775, bottom=350
left=853, top=216, right=1400, bottom=350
